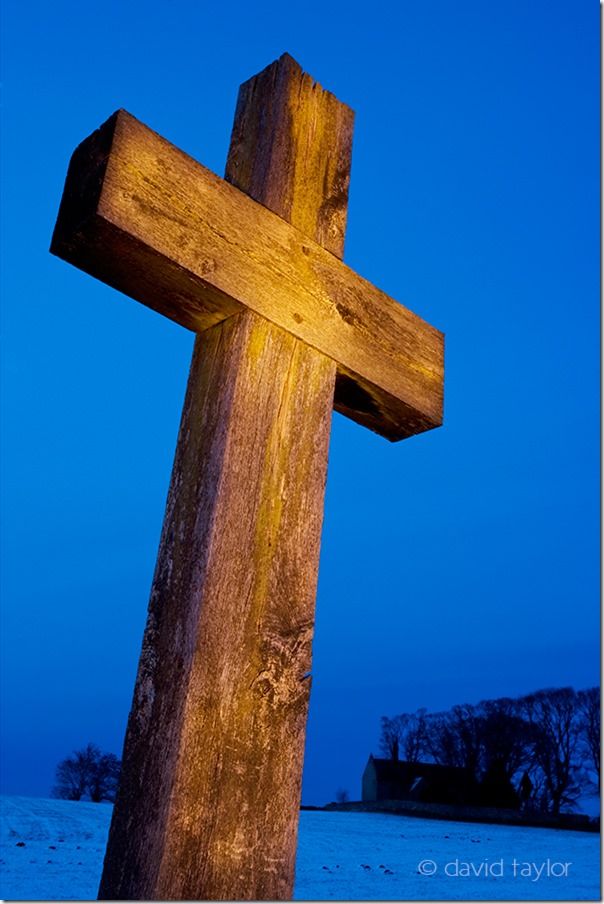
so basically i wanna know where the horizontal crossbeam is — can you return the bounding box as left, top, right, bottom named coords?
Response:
left=51, top=110, right=443, bottom=441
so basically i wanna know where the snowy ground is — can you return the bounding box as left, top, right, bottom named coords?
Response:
left=0, top=796, right=600, bottom=901
left=0, top=797, right=109, bottom=901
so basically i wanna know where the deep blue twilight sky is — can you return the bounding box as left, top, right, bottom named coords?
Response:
left=0, top=0, right=599, bottom=806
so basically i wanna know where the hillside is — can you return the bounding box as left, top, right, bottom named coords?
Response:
left=0, top=796, right=599, bottom=900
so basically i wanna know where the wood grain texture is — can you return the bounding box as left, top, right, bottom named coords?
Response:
left=51, top=109, right=443, bottom=441
left=226, top=53, right=354, bottom=259
left=53, top=53, right=446, bottom=900
left=98, top=55, right=345, bottom=901
left=98, top=312, right=336, bottom=900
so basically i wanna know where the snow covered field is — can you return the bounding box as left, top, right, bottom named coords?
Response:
left=0, top=795, right=599, bottom=901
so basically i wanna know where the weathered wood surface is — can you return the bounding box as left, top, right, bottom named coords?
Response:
left=98, top=54, right=344, bottom=901
left=226, top=53, right=354, bottom=259
left=51, top=110, right=443, bottom=441
left=98, top=313, right=336, bottom=900
left=52, top=51, right=447, bottom=901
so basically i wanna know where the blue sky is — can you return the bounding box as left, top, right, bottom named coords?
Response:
left=0, top=0, right=599, bottom=806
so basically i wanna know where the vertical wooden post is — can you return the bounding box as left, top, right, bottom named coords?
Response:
left=98, top=55, right=353, bottom=901
left=226, top=53, right=353, bottom=259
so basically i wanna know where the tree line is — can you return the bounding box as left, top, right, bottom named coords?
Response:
left=379, top=686, right=599, bottom=815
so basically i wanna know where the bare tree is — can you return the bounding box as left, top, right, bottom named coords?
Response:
left=577, top=686, right=600, bottom=791
left=379, top=715, right=403, bottom=760
left=380, top=711, right=428, bottom=763
left=426, top=704, right=482, bottom=780
left=53, top=743, right=121, bottom=803
left=479, top=697, right=533, bottom=778
left=476, top=698, right=533, bottom=808
left=53, top=757, right=88, bottom=801
left=520, top=688, right=582, bottom=815
left=335, top=788, right=349, bottom=803
left=403, top=709, right=428, bottom=763
left=380, top=685, right=594, bottom=814
left=53, top=743, right=99, bottom=801
left=89, top=753, right=121, bottom=803
left=525, top=765, right=550, bottom=812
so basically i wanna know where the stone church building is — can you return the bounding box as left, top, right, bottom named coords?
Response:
left=362, top=755, right=475, bottom=806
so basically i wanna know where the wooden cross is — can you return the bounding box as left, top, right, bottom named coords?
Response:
left=51, top=54, right=444, bottom=901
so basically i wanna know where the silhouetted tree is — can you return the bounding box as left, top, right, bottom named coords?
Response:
left=577, top=686, right=600, bottom=792
left=402, top=709, right=428, bottom=763
left=379, top=716, right=402, bottom=760
left=520, top=688, right=582, bottom=815
left=524, top=765, right=550, bottom=812
left=53, top=743, right=121, bottom=803
left=335, top=788, right=349, bottom=803
left=426, top=704, right=482, bottom=781
left=53, top=757, right=87, bottom=800
left=476, top=697, right=533, bottom=806
left=89, top=753, right=121, bottom=803
left=53, top=743, right=99, bottom=801
left=379, top=684, right=596, bottom=814
left=380, top=711, right=428, bottom=763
